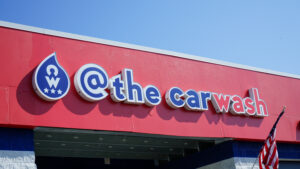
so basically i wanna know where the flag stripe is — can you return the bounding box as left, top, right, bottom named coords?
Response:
left=266, top=140, right=276, bottom=165
left=258, top=108, right=285, bottom=169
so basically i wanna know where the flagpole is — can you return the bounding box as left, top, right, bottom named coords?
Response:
left=250, top=106, right=286, bottom=169
left=251, top=154, right=259, bottom=169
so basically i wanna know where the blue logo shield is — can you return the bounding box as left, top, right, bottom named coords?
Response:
left=32, top=53, right=70, bottom=101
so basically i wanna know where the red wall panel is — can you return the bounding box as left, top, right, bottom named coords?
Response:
left=0, top=26, right=300, bottom=142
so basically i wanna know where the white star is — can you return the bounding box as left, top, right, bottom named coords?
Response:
left=44, top=88, right=49, bottom=93
left=51, top=89, right=56, bottom=94
left=57, top=89, right=62, bottom=95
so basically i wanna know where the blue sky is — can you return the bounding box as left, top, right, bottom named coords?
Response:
left=0, top=0, right=299, bottom=75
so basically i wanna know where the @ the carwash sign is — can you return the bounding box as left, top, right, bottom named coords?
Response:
left=32, top=53, right=70, bottom=101
left=33, top=53, right=268, bottom=118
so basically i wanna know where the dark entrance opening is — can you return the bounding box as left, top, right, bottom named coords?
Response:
left=34, top=127, right=218, bottom=169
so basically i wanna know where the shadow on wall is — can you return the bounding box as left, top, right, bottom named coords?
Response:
left=156, top=92, right=263, bottom=127
left=16, top=69, right=55, bottom=115
left=62, top=73, right=97, bottom=115
left=156, top=97, right=203, bottom=123
left=219, top=90, right=264, bottom=128
left=98, top=96, right=153, bottom=119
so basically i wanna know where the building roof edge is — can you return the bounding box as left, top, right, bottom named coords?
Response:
left=1, top=20, right=299, bottom=79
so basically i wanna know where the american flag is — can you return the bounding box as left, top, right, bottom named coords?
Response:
left=258, top=107, right=285, bottom=169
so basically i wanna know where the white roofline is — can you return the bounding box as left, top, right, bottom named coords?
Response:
left=1, top=20, right=299, bottom=79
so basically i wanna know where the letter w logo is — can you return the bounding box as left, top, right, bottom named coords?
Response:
left=45, top=76, right=60, bottom=88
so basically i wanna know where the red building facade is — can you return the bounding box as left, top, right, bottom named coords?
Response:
left=0, top=21, right=300, bottom=169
